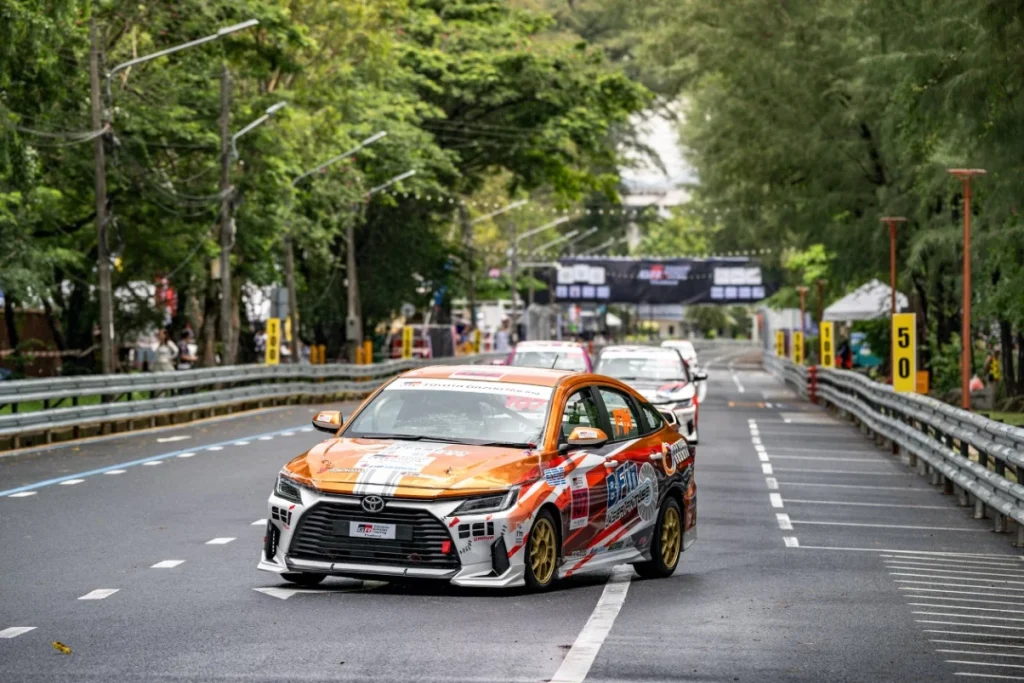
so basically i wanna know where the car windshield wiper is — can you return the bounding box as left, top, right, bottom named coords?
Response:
left=349, top=433, right=434, bottom=441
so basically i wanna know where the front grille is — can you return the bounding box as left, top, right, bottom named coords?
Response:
left=288, top=503, right=459, bottom=569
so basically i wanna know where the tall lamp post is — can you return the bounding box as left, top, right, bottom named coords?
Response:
left=219, top=100, right=287, bottom=363
left=947, top=169, right=986, bottom=410
left=880, top=216, right=906, bottom=317
left=89, top=17, right=259, bottom=372
left=815, top=279, right=827, bottom=324
left=286, top=131, right=387, bottom=361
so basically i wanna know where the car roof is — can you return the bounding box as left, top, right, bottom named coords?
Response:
left=515, top=341, right=585, bottom=350
left=662, top=339, right=695, bottom=348
left=600, top=345, right=680, bottom=356
left=401, top=364, right=574, bottom=387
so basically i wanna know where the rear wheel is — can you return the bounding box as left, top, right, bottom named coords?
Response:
left=524, top=509, right=559, bottom=591
left=634, top=497, right=682, bottom=579
left=282, top=572, right=326, bottom=587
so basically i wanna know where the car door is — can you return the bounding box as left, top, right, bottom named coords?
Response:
left=556, top=386, right=610, bottom=561
left=594, top=387, right=662, bottom=542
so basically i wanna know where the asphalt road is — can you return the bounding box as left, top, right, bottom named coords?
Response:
left=3, top=349, right=1024, bottom=682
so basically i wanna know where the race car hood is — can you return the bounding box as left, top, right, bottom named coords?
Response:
left=615, top=378, right=695, bottom=404
left=283, top=437, right=541, bottom=498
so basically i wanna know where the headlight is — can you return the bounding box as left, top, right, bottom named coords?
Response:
left=274, top=473, right=305, bottom=503
left=452, top=488, right=519, bottom=515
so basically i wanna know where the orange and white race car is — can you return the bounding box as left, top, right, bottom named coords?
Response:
left=258, top=365, right=696, bottom=590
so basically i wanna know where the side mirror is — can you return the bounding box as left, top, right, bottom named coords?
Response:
left=566, top=426, right=609, bottom=449
left=312, top=410, right=343, bottom=434
left=694, top=370, right=708, bottom=382
left=659, top=410, right=681, bottom=432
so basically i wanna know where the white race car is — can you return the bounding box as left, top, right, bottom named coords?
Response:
left=661, top=339, right=707, bottom=402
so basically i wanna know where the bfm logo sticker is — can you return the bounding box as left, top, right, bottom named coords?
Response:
left=606, top=462, right=639, bottom=508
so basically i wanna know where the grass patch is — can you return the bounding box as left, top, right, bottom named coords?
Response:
left=979, top=411, right=1024, bottom=427
left=0, top=392, right=154, bottom=415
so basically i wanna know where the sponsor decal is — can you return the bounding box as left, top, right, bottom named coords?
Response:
left=355, top=446, right=436, bottom=474
left=317, top=459, right=332, bottom=474
left=327, top=467, right=362, bottom=474
left=514, top=524, right=525, bottom=544
left=350, top=522, right=396, bottom=540
left=388, top=377, right=551, bottom=400
left=610, top=408, right=635, bottom=437
left=570, top=474, right=587, bottom=491
left=448, top=368, right=508, bottom=380
left=606, top=462, right=659, bottom=526
left=458, top=540, right=473, bottom=555
left=543, top=466, right=567, bottom=487
left=570, top=488, right=590, bottom=530
left=660, top=439, right=690, bottom=476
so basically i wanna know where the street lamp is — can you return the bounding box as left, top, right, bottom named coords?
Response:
left=880, top=217, right=906, bottom=318
left=89, top=17, right=260, bottom=373
left=347, top=170, right=417, bottom=354
left=947, top=168, right=987, bottom=409
left=231, top=101, right=287, bottom=159
left=578, top=235, right=629, bottom=256
left=283, top=131, right=388, bottom=361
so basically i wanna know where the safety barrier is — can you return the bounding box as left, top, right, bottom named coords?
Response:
left=0, top=353, right=504, bottom=451
left=765, top=355, right=1024, bottom=548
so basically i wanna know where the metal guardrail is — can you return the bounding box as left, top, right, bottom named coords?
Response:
left=765, top=355, right=1024, bottom=547
left=0, top=353, right=504, bottom=450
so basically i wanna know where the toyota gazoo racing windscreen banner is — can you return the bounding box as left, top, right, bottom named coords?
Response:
left=553, top=257, right=776, bottom=305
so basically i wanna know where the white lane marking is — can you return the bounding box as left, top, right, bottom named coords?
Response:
left=253, top=581, right=386, bottom=600
left=784, top=536, right=800, bottom=548
left=754, top=444, right=766, bottom=453
left=784, top=418, right=792, bottom=423
left=938, top=651, right=1024, bottom=659
left=755, top=446, right=882, bottom=455
left=769, top=493, right=784, bottom=508
left=928, top=630, right=1024, bottom=640
left=772, top=468, right=902, bottom=476
left=887, top=556, right=1023, bottom=569
left=795, top=521, right=978, bottom=531
left=301, top=427, right=314, bottom=432
left=142, top=461, right=163, bottom=466
left=895, top=573, right=1024, bottom=586
left=906, top=591, right=1024, bottom=605
left=913, top=604, right=1024, bottom=615
left=177, top=452, right=196, bottom=459
left=151, top=560, right=185, bottom=569
left=79, top=589, right=119, bottom=600
left=947, top=661, right=1024, bottom=671
left=732, top=373, right=745, bottom=393
left=954, top=673, right=1024, bottom=681
left=898, top=580, right=1024, bottom=594
left=281, top=431, right=295, bottom=437
left=777, top=482, right=933, bottom=491
left=254, top=587, right=300, bottom=600
left=889, top=566, right=1024, bottom=580
left=758, top=452, right=770, bottom=462
left=207, top=446, right=224, bottom=452
left=549, top=565, right=633, bottom=683
left=8, top=492, right=36, bottom=497
left=59, top=479, right=84, bottom=486
left=916, top=612, right=1024, bottom=623
left=156, top=435, right=191, bottom=443
left=206, top=537, right=236, bottom=545
left=936, top=641, right=1024, bottom=650
left=258, top=436, right=274, bottom=441
left=776, top=513, right=793, bottom=530
left=766, top=477, right=779, bottom=490
left=751, top=437, right=762, bottom=445
left=769, top=455, right=885, bottom=463
left=918, top=620, right=1024, bottom=631
left=786, top=499, right=950, bottom=510
left=0, top=627, right=36, bottom=638
left=252, top=519, right=267, bottom=526
left=235, top=441, right=250, bottom=446
left=104, top=470, right=127, bottom=475
left=761, top=463, right=773, bottom=475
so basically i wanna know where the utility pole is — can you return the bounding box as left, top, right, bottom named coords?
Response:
left=880, top=217, right=906, bottom=317
left=816, top=279, right=827, bottom=323
left=218, top=64, right=234, bottom=364
left=947, top=169, right=986, bottom=410
left=459, top=201, right=476, bottom=330
left=90, top=19, right=114, bottom=374
left=345, top=211, right=362, bottom=361
left=284, top=236, right=300, bottom=362
left=509, top=222, right=518, bottom=342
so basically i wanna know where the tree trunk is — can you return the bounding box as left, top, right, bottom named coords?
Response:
left=3, top=295, right=19, bottom=350
left=999, top=319, right=1017, bottom=397
left=198, top=277, right=218, bottom=367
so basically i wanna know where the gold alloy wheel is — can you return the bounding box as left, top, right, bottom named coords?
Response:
left=529, top=517, right=557, bottom=584
left=660, top=506, right=682, bottom=568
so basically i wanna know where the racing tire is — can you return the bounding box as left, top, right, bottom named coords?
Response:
left=524, top=509, right=560, bottom=592
left=633, top=497, right=683, bottom=580
left=281, top=572, right=326, bottom=587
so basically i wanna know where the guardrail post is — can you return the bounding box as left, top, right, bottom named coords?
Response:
left=994, top=513, right=1007, bottom=533
left=971, top=440, right=986, bottom=469
left=1016, top=524, right=1024, bottom=548
left=930, top=468, right=941, bottom=486
left=956, top=486, right=970, bottom=507
left=917, top=460, right=928, bottom=476
left=974, top=499, right=987, bottom=520
left=943, top=477, right=954, bottom=495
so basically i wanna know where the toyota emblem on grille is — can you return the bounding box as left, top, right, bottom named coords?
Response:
left=361, top=496, right=385, bottom=513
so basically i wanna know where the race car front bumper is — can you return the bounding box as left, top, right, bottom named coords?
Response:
left=258, top=486, right=532, bottom=588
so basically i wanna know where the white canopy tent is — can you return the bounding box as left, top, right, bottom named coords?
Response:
left=823, top=279, right=908, bottom=322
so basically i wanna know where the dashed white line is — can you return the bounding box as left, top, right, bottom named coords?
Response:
left=301, top=427, right=314, bottom=432
left=177, top=452, right=196, bottom=459
left=732, top=373, right=745, bottom=393
left=78, top=589, right=119, bottom=600
left=898, top=580, right=1024, bottom=593
left=59, top=479, right=85, bottom=486
left=769, top=493, right=784, bottom=508
left=751, top=437, right=762, bottom=445
left=787, top=499, right=950, bottom=510
left=142, top=461, right=163, bottom=466
left=776, top=482, right=933, bottom=491
left=549, top=565, right=633, bottom=683
left=765, top=477, right=779, bottom=490
left=281, top=431, right=295, bottom=437
left=954, top=673, right=1024, bottom=680
left=761, top=463, right=773, bottom=475
left=206, top=537, right=236, bottom=545
left=887, top=555, right=1023, bottom=569
left=914, top=612, right=1024, bottom=623
left=0, top=627, right=36, bottom=638
left=927, top=630, right=1024, bottom=640
left=151, top=560, right=185, bottom=569
left=939, top=650, right=1024, bottom=659
left=796, top=547, right=1015, bottom=559
left=156, top=435, right=191, bottom=443
left=890, top=566, right=1024, bottom=580
left=772, top=468, right=905, bottom=476
left=795, top=521, right=977, bottom=531
left=934, top=640, right=1024, bottom=650
left=206, top=446, right=224, bottom=452
left=234, top=441, right=250, bottom=446
left=258, top=436, right=274, bottom=441
left=911, top=595, right=1024, bottom=607
left=758, top=452, right=770, bottom=462
left=768, top=455, right=882, bottom=463
left=776, top=513, right=793, bottom=530
left=918, top=620, right=1024, bottom=631
left=8, top=492, right=36, bottom=497
left=783, top=536, right=800, bottom=548
left=946, top=660, right=1024, bottom=670
left=104, top=470, right=126, bottom=475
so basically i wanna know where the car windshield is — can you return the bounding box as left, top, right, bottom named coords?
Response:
left=663, top=341, right=696, bottom=358
left=596, top=355, right=686, bottom=382
left=344, top=377, right=552, bottom=446
left=510, top=350, right=587, bottom=372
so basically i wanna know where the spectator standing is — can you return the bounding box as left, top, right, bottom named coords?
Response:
left=177, top=330, right=199, bottom=370
left=154, top=329, right=179, bottom=372
left=494, top=319, right=511, bottom=353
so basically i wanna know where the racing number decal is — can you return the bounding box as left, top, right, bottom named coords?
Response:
left=610, top=408, right=634, bottom=437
